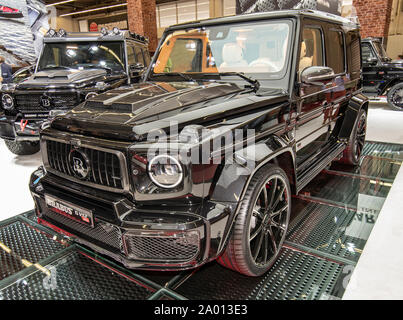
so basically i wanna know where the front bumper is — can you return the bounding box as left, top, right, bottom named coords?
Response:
left=29, top=168, right=232, bottom=271
left=0, top=115, right=41, bottom=141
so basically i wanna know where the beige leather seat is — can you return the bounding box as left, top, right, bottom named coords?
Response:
left=299, top=41, right=313, bottom=72
left=220, top=43, right=248, bottom=68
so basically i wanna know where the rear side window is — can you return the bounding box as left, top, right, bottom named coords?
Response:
left=327, top=30, right=345, bottom=74
left=127, top=46, right=136, bottom=65
left=299, top=27, right=324, bottom=72
left=142, top=48, right=151, bottom=66
left=134, top=46, right=145, bottom=65
left=362, top=43, right=376, bottom=61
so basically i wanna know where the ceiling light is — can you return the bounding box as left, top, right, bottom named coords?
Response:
left=60, top=3, right=127, bottom=17
left=46, top=0, right=75, bottom=7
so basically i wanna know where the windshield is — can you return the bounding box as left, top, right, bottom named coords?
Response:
left=37, top=41, right=125, bottom=72
left=152, top=19, right=292, bottom=80
left=372, top=41, right=390, bottom=61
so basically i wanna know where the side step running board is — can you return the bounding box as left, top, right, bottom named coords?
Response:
left=296, top=143, right=346, bottom=193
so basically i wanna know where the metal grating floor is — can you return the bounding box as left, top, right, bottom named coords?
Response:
left=0, top=141, right=400, bottom=300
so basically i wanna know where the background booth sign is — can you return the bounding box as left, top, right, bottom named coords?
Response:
left=236, top=0, right=342, bottom=15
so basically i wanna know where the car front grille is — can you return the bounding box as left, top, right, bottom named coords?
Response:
left=45, top=139, right=125, bottom=191
left=43, top=208, right=122, bottom=252
left=14, top=92, right=79, bottom=114
left=124, top=232, right=200, bottom=262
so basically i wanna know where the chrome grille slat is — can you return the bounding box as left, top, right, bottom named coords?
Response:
left=90, top=149, right=97, bottom=184
left=97, top=150, right=104, bottom=185
left=104, top=153, right=110, bottom=186
left=65, top=143, right=73, bottom=176
left=45, top=140, right=125, bottom=191
left=111, top=153, right=116, bottom=188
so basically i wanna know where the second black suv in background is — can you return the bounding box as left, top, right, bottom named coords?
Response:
left=0, top=28, right=150, bottom=155
left=30, top=10, right=367, bottom=276
left=362, top=38, right=403, bottom=111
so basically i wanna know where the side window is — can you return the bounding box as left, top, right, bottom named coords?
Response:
left=127, top=46, right=136, bottom=65
left=134, top=47, right=145, bottom=66
left=299, top=27, right=324, bottom=73
left=142, top=48, right=151, bottom=66
left=162, top=39, right=202, bottom=73
left=328, top=30, right=345, bottom=74
left=362, top=43, right=376, bottom=61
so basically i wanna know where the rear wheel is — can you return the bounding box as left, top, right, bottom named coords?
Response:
left=387, top=83, right=403, bottom=111
left=4, top=140, right=40, bottom=155
left=218, top=164, right=291, bottom=276
left=339, top=108, right=367, bottom=166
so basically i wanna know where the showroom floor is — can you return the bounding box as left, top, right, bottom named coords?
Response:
left=0, top=101, right=402, bottom=300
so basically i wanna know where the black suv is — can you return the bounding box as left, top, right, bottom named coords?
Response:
left=30, top=10, right=367, bottom=276
left=0, top=28, right=150, bottom=155
left=362, top=38, right=403, bottom=110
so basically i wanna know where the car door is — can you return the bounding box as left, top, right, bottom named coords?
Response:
left=295, top=25, right=332, bottom=166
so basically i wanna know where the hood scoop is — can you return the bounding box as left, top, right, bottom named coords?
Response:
left=32, top=69, right=106, bottom=81
left=85, top=82, right=243, bottom=117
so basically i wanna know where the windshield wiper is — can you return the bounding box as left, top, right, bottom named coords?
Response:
left=40, top=66, right=71, bottom=70
left=152, top=72, right=196, bottom=82
left=217, top=72, right=260, bottom=92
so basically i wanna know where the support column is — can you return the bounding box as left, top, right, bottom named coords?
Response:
left=353, top=0, right=393, bottom=38
left=127, top=0, right=158, bottom=53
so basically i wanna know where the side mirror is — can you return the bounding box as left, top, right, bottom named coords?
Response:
left=300, top=66, right=335, bottom=85
left=364, top=57, right=378, bottom=66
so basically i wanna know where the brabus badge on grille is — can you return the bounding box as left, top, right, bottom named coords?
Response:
left=40, top=95, right=51, bottom=108
left=69, top=149, right=90, bottom=180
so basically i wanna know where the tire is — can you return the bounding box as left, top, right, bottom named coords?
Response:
left=387, top=83, right=403, bottom=111
left=218, top=164, right=291, bottom=277
left=4, top=140, right=40, bottom=155
left=339, top=108, right=367, bottom=166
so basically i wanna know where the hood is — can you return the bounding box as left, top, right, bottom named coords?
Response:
left=51, top=81, right=288, bottom=141
left=17, top=68, right=107, bottom=89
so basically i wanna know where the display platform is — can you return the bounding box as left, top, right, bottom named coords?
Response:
left=0, top=141, right=402, bottom=300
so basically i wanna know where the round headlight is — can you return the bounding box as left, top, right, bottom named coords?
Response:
left=148, top=155, right=183, bottom=189
left=1, top=94, right=14, bottom=110
left=112, top=27, right=120, bottom=35
left=85, top=92, right=98, bottom=100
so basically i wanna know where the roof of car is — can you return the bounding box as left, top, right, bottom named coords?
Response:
left=362, top=37, right=382, bottom=42
left=44, top=30, right=148, bottom=44
left=167, top=9, right=359, bottom=31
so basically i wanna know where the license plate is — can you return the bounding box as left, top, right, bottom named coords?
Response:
left=45, top=195, right=94, bottom=227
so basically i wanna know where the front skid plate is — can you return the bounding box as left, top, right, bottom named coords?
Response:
left=0, top=141, right=401, bottom=300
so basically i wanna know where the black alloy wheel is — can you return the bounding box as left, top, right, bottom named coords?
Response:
left=339, top=108, right=367, bottom=166
left=218, top=164, right=291, bottom=276
left=387, top=83, right=403, bottom=111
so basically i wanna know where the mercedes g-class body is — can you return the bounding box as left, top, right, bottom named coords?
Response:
left=361, top=38, right=403, bottom=110
left=30, top=10, right=367, bottom=276
left=0, top=28, right=150, bottom=155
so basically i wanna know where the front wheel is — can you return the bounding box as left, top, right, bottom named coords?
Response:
left=387, top=83, right=403, bottom=111
left=339, top=108, right=367, bottom=166
left=218, top=164, right=291, bottom=277
left=4, top=140, right=40, bottom=155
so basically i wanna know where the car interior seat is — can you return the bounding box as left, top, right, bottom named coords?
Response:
left=299, top=41, right=313, bottom=72
left=220, top=43, right=248, bottom=68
